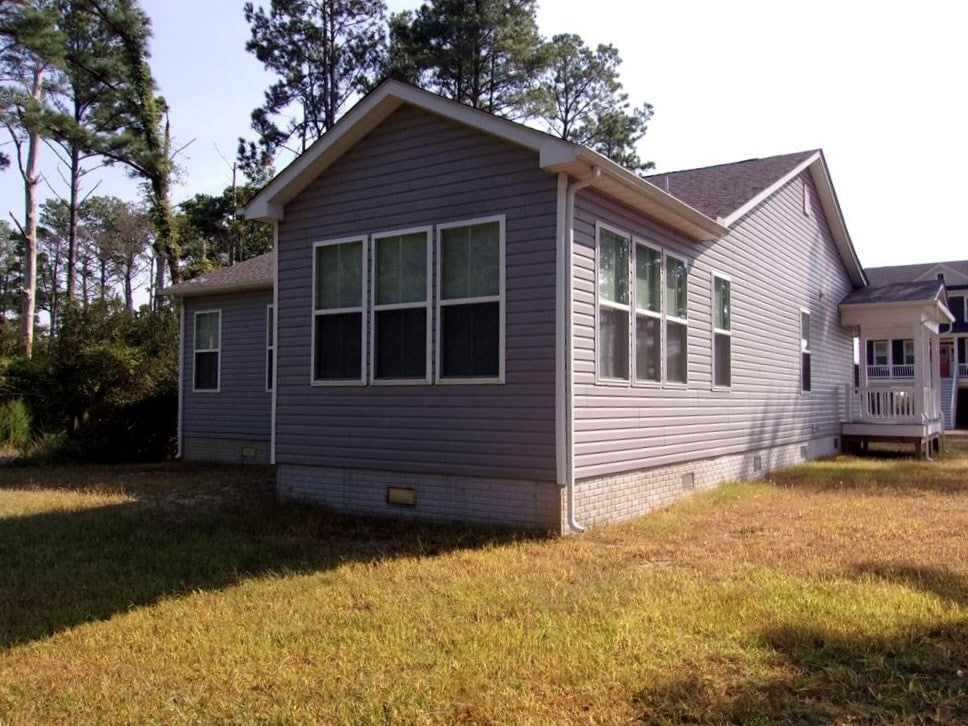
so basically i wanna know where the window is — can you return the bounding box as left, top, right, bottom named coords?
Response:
left=713, top=275, right=731, bottom=387
left=313, top=238, right=365, bottom=383
left=872, top=340, right=888, bottom=366
left=437, top=217, right=504, bottom=381
left=372, top=228, right=431, bottom=382
left=597, top=226, right=630, bottom=380
left=901, top=339, right=915, bottom=366
left=666, top=255, right=688, bottom=384
left=950, top=296, right=965, bottom=324
left=800, top=310, right=811, bottom=392
left=193, top=310, right=220, bottom=391
left=266, top=304, right=274, bottom=392
left=634, top=241, right=661, bottom=382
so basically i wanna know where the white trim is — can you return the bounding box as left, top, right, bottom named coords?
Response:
left=594, top=221, right=632, bottom=385
left=270, top=225, right=278, bottom=464
left=711, top=272, right=732, bottom=390
left=369, top=225, right=433, bottom=385
left=632, top=237, right=662, bottom=386
left=192, top=309, right=221, bottom=393
left=266, top=303, right=275, bottom=392
left=664, top=253, right=689, bottom=386
left=434, top=215, right=506, bottom=384
left=310, top=236, right=368, bottom=386
left=176, top=304, right=184, bottom=458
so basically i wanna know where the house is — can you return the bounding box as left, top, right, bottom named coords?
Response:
left=861, top=260, right=968, bottom=430
left=164, top=80, right=947, bottom=532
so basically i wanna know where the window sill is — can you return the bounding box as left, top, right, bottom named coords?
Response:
left=436, top=376, right=505, bottom=385
left=594, top=376, right=632, bottom=387
left=371, top=378, right=432, bottom=386
left=310, top=379, right=366, bottom=387
left=192, top=388, right=220, bottom=394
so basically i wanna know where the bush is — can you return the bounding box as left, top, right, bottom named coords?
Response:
left=0, top=398, right=31, bottom=452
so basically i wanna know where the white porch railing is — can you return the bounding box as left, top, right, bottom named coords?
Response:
left=959, top=363, right=968, bottom=378
left=845, top=384, right=942, bottom=424
left=866, top=364, right=914, bottom=379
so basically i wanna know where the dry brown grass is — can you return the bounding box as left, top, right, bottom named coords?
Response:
left=1, top=444, right=967, bottom=723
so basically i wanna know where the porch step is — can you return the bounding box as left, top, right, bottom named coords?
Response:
left=941, top=378, right=955, bottom=429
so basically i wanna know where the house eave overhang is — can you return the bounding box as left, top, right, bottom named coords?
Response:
left=839, top=297, right=955, bottom=328
left=161, top=280, right=274, bottom=299
left=244, top=80, right=728, bottom=243
left=716, top=151, right=867, bottom=288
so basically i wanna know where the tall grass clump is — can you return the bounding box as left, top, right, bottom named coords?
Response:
left=0, top=398, right=31, bottom=452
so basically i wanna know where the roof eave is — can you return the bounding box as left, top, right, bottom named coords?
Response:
left=162, top=280, right=274, bottom=299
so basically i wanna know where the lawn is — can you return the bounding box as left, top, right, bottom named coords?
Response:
left=1, top=442, right=967, bottom=723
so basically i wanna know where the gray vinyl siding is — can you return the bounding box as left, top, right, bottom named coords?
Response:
left=275, top=106, right=558, bottom=481
left=572, top=173, right=855, bottom=479
left=182, top=291, right=272, bottom=442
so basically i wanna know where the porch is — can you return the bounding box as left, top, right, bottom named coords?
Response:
left=839, top=280, right=954, bottom=457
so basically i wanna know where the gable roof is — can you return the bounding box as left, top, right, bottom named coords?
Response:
left=645, top=151, right=817, bottom=220
left=840, top=279, right=947, bottom=306
left=162, top=252, right=274, bottom=298
left=243, top=79, right=728, bottom=242
left=865, top=260, right=968, bottom=286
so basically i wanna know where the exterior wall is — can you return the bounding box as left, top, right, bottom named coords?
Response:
left=181, top=291, right=273, bottom=460
left=278, top=464, right=561, bottom=530
left=569, top=435, right=839, bottom=528
left=275, top=106, right=559, bottom=481
left=572, top=172, right=856, bottom=480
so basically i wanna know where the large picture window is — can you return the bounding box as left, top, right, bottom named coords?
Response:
left=634, top=241, right=661, bottom=382
left=193, top=310, right=220, bottom=392
left=713, top=275, right=731, bottom=388
left=800, top=309, right=812, bottom=392
left=313, top=238, right=365, bottom=383
left=665, top=255, right=688, bottom=384
left=372, top=228, right=431, bottom=381
left=437, top=217, right=504, bottom=381
left=597, top=226, right=631, bottom=381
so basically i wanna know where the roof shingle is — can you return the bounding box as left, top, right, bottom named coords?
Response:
left=162, top=252, right=274, bottom=298
left=645, top=150, right=817, bottom=220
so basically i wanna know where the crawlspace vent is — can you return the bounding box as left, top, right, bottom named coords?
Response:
left=681, top=472, right=695, bottom=490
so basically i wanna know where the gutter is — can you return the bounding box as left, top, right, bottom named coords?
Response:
left=560, top=166, right=601, bottom=534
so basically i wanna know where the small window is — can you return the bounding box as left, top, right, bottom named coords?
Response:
left=666, top=255, right=688, bottom=384
left=901, top=339, right=915, bottom=366
left=950, top=296, right=965, bottom=324
left=872, top=340, right=888, bottom=366
left=597, top=226, right=631, bottom=381
left=313, top=238, right=365, bottom=383
left=266, top=304, right=274, bottom=391
left=800, top=310, right=811, bottom=392
left=713, top=275, right=731, bottom=387
left=373, top=228, right=430, bottom=382
left=634, top=242, right=661, bottom=382
left=193, top=310, right=220, bottom=391
left=437, top=217, right=504, bottom=381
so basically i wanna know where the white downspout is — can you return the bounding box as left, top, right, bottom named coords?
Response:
left=562, top=167, right=600, bottom=533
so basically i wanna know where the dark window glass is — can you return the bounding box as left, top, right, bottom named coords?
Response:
left=666, top=320, right=687, bottom=383
left=635, top=314, right=660, bottom=382
left=599, top=306, right=630, bottom=380
left=314, top=313, right=362, bottom=380
left=441, top=302, right=499, bottom=377
left=375, top=308, right=427, bottom=379
left=194, top=351, right=218, bottom=390
left=267, top=349, right=274, bottom=390
left=714, top=333, right=731, bottom=387
left=802, top=353, right=812, bottom=392
left=950, top=296, right=964, bottom=323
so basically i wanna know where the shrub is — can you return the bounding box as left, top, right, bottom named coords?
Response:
left=0, top=398, right=31, bottom=452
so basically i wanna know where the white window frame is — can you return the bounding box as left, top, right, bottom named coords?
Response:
left=664, top=253, right=689, bottom=387
left=594, top=221, right=632, bottom=385
left=712, top=272, right=732, bottom=390
left=266, top=303, right=274, bottom=392
left=434, top=214, right=506, bottom=385
left=632, top=236, right=662, bottom=386
left=800, top=307, right=812, bottom=393
left=370, top=226, right=433, bottom=385
left=310, top=236, right=368, bottom=386
left=901, top=339, right=915, bottom=366
left=872, top=340, right=889, bottom=366
left=192, top=309, right=221, bottom=393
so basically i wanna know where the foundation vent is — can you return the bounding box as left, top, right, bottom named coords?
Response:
left=681, top=472, right=695, bottom=490
left=800, top=446, right=809, bottom=459
left=753, top=456, right=762, bottom=472
left=833, top=437, right=840, bottom=450
left=387, top=487, right=417, bottom=507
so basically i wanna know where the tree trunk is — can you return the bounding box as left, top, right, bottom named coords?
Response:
left=99, top=258, right=106, bottom=301
left=20, top=63, right=44, bottom=359
left=66, top=145, right=81, bottom=300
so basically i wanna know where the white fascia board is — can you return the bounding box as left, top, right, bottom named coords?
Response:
left=165, top=280, right=274, bottom=299
left=840, top=298, right=955, bottom=327
left=806, top=156, right=868, bottom=288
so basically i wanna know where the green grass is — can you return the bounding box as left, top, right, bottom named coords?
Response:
left=1, top=443, right=967, bottom=723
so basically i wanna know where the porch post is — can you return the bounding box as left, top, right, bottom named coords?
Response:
left=913, top=322, right=925, bottom=419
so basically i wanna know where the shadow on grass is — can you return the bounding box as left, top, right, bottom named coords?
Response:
left=0, top=463, right=543, bottom=650
left=634, top=565, right=968, bottom=724
left=767, top=455, right=968, bottom=496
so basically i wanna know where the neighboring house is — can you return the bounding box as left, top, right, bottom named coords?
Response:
left=863, top=260, right=968, bottom=430
left=164, top=80, right=948, bottom=532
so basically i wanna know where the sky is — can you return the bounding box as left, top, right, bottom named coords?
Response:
left=1, top=0, right=965, bottom=269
